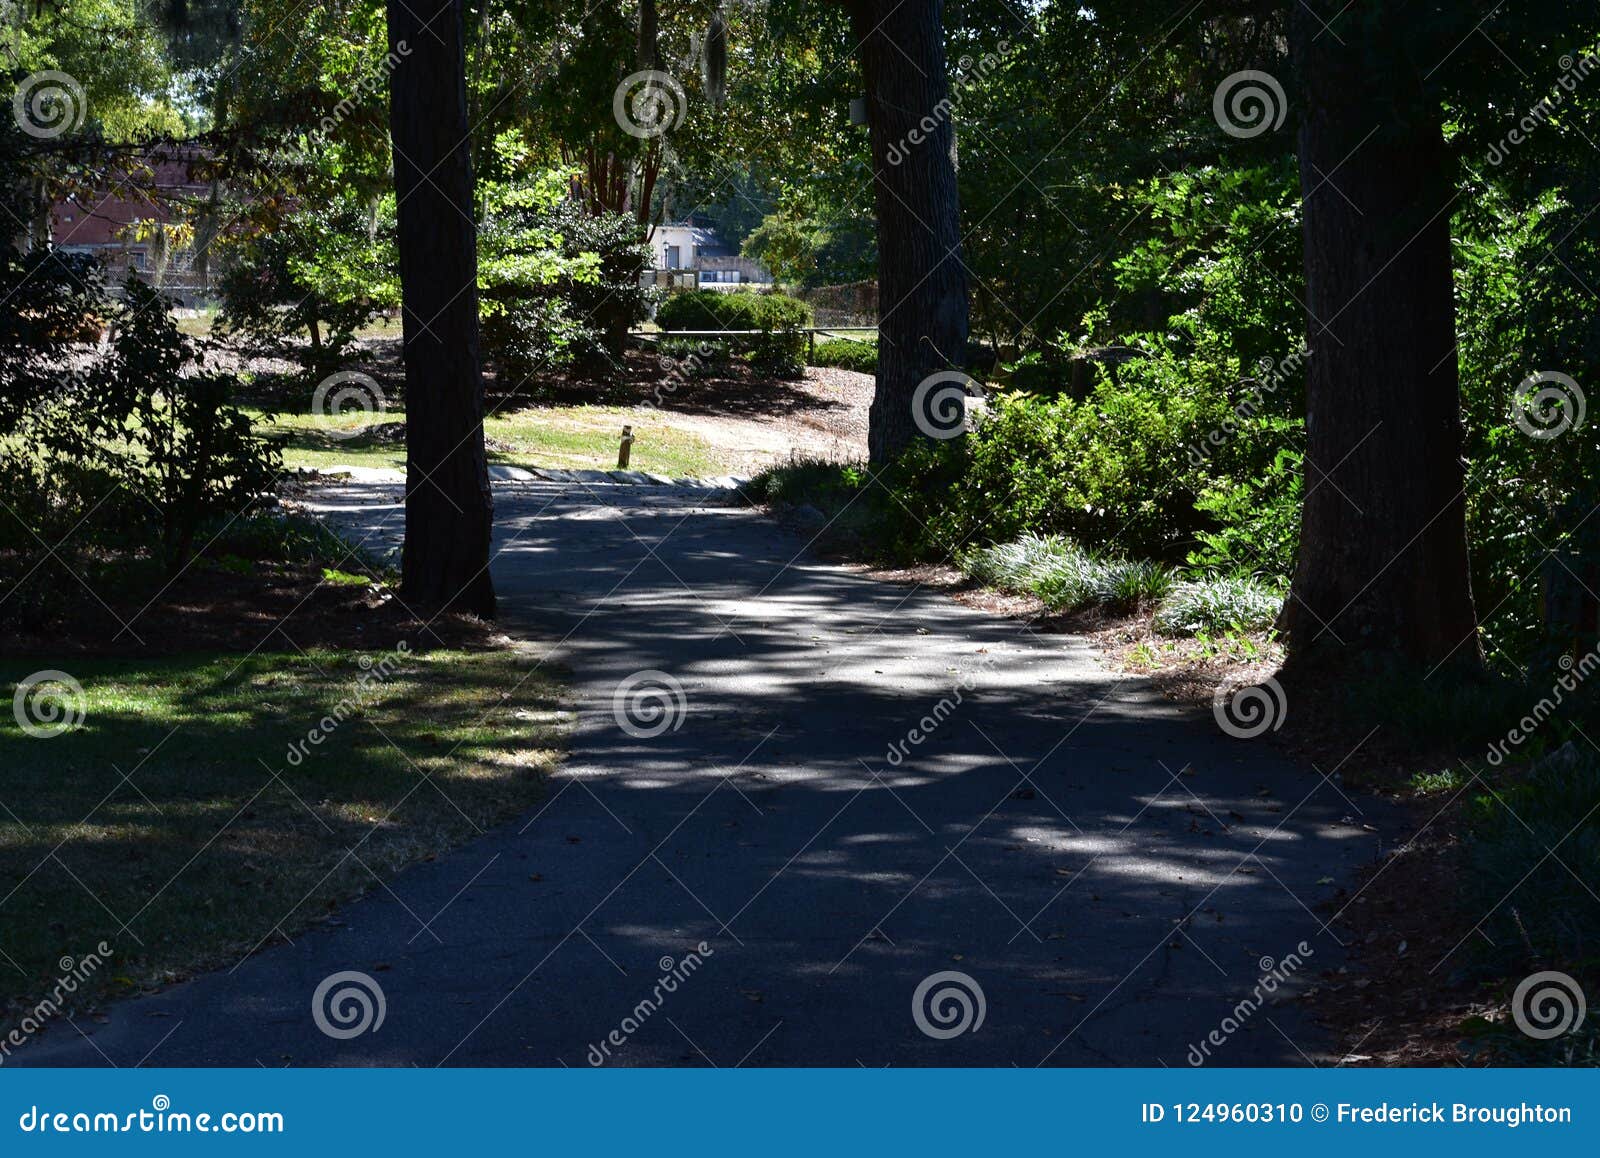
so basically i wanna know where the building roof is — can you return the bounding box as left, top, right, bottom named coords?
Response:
left=657, top=220, right=732, bottom=256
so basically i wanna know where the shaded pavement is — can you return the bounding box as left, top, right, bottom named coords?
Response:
left=20, top=479, right=1387, bottom=1066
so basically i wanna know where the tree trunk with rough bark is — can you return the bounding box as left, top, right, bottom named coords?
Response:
left=848, top=0, right=969, bottom=465
left=1280, top=1, right=1478, bottom=668
left=387, top=0, right=496, bottom=616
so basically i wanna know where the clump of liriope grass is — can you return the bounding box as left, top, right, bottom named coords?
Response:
left=1152, top=575, right=1283, bottom=636
left=963, top=534, right=1174, bottom=613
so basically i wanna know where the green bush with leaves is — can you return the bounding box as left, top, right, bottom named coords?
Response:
left=216, top=196, right=399, bottom=385
left=478, top=166, right=653, bottom=381
left=1453, top=182, right=1600, bottom=666
left=656, top=289, right=812, bottom=378
left=35, top=280, right=281, bottom=574
left=962, top=534, right=1174, bottom=614
left=809, top=337, right=877, bottom=373
left=657, top=337, right=732, bottom=378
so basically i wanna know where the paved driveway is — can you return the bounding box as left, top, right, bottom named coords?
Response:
left=20, top=479, right=1384, bottom=1066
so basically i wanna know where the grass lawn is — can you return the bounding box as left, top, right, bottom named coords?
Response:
left=252, top=404, right=731, bottom=477
left=0, top=648, right=566, bottom=1020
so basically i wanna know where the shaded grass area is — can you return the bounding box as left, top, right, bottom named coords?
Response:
left=1, top=508, right=386, bottom=652
left=0, top=649, right=566, bottom=1022
left=249, top=404, right=730, bottom=477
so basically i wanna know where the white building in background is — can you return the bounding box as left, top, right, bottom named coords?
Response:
left=649, top=219, right=771, bottom=286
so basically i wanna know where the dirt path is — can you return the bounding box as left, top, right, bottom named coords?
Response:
left=646, top=366, right=870, bottom=471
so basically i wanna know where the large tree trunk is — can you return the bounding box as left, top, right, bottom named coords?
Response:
left=387, top=0, right=496, bottom=616
left=1279, top=1, right=1479, bottom=668
left=848, top=0, right=968, bottom=465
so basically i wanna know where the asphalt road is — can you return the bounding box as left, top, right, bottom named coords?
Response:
left=19, top=478, right=1386, bottom=1066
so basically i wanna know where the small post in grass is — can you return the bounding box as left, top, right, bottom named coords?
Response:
left=618, top=425, right=635, bottom=468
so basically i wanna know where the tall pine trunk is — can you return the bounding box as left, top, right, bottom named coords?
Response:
left=848, top=0, right=968, bottom=465
left=1280, top=1, right=1479, bottom=668
left=387, top=0, right=496, bottom=616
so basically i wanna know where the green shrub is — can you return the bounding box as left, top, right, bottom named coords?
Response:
left=931, top=345, right=1301, bottom=563
left=1153, top=577, right=1283, bottom=636
left=216, top=196, right=398, bottom=385
left=657, top=337, right=732, bottom=378
left=964, top=534, right=1089, bottom=595
left=35, top=279, right=282, bottom=574
left=745, top=458, right=871, bottom=510
left=479, top=182, right=654, bottom=379
left=656, top=289, right=812, bottom=332
left=810, top=337, right=877, bottom=372
left=204, top=512, right=374, bottom=570
left=657, top=290, right=812, bottom=378
left=1098, top=559, right=1177, bottom=609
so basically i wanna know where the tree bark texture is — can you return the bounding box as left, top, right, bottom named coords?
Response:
left=387, top=0, right=496, bottom=616
left=1280, top=0, right=1479, bottom=668
left=848, top=0, right=969, bottom=465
